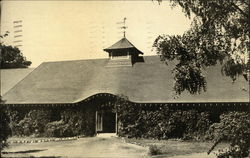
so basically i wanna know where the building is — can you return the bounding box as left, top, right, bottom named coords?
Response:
left=13, top=20, right=23, bottom=49
left=1, top=37, right=249, bottom=135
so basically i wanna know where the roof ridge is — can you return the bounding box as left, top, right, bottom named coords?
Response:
left=41, top=58, right=108, bottom=64
left=37, top=55, right=157, bottom=64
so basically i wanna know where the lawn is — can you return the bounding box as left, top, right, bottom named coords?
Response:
left=124, top=138, right=228, bottom=157
left=3, top=136, right=228, bottom=158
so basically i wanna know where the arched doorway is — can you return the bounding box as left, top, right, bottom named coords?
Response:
left=87, top=93, right=119, bottom=135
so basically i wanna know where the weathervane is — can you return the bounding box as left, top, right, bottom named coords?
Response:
left=117, top=17, right=128, bottom=38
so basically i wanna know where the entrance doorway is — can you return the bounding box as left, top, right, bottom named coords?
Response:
left=96, top=111, right=117, bottom=134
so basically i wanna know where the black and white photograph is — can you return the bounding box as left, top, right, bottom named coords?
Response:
left=0, top=0, right=249, bottom=158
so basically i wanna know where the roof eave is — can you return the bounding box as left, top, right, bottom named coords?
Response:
left=103, top=47, right=144, bottom=55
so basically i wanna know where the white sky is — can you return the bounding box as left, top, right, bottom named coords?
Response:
left=1, top=0, right=192, bottom=67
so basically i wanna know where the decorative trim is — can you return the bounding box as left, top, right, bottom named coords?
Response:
left=3, top=93, right=249, bottom=108
left=8, top=135, right=86, bottom=144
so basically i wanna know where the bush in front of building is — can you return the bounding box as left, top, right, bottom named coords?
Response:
left=45, top=109, right=83, bottom=137
left=14, top=109, right=52, bottom=136
left=141, top=109, right=211, bottom=140
left=0, top=106, right=11, bottom=156
left=114, top=96, right=211, bottom=140
left=44, top=109, right=95, bottom=137
left=45, top=120, right=67, bottom=137
left=7, top=110, right=24, bottom=136
left=114, top=97, right=141, bottom=138
left=8, top=107, right=95, bottom=137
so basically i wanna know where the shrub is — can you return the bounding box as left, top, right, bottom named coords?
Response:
left=8, top=107, right=96, bottom=137
left=45, top=120, right=65, bottom=137
left=182, top=111, right=211, bottom=140
left=15, top=109, right=52, bottom=136
left=7, top=110, right=24, bottom=136
left=207, top=112, right=250, bottom=158
left=60, top=109, right=92, bottom=136
left=114, top=95, right=141, bottom=138
left=137, top=108, right=170, bottom=139
left=45, top=109, right=95, bottom=137
left=115, top=95, right=211, bottom=140
left=148, top=145, right=163, bottom=155
left=0, top=106, right=11, bottom=155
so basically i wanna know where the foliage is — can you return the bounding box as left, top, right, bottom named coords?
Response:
left=153, top=0, right=249, bottom=95
left=0, top=29, right=32, bottom=152
left=148, top=145, right=163, bottom=155
left=114, top=96, right=211, bottom=139
left=7, top=110, right=24, bottom=136
left=8, top=107, right=95, bottom=138
left=60, top=109, right=93, bottom=136
left=114, top=95, right=141, bottom=137
left=136, top=108, right=170, bottom=139
left=45, top=120, right=74, bottom=137
left=0, top=96, right=11, bottom=156
left=0, top=32, right=31, bottom=69
left=15, top=109, right=52, bottom=136
left=45, top=109, right=95, bottom=137
left=207, top=112, right=250, bottom=158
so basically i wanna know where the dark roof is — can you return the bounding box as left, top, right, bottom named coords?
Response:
left=2, top=56, right=249, bottom=104
left=0, top=68, right=34, bottom=95
left=104, top=38, right=143, bottom=54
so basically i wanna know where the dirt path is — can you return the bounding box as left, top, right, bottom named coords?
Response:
left=3, top=136, right=149, bottom=157
left=3, top=136, right=220, bottom=158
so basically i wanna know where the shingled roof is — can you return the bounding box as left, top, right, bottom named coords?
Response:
left=0, top=68, right=34, bottom=95
left=2, top=56, right=249, bottom=104
left=104, top=37, right=143, bottom=54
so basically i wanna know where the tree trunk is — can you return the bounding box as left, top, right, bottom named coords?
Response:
left=0, top=142, right=2, bottom=158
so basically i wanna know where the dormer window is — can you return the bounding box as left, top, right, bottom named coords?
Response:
left=109, top=50, right=130, bottom=60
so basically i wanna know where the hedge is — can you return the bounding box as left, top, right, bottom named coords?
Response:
left=115, top=102, right=211, bottom=139
left=8, top=108, right=95, bottom=137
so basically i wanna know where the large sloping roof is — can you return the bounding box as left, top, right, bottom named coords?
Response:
left=2, top=56, right=249, bottom=104
left=0, top=68, right=34, bottom=96
left=104, top=38, right=143, bottom=54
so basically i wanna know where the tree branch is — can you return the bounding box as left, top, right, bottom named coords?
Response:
left=231, top=2, right=248, bottom=18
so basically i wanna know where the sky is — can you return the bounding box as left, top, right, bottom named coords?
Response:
left=1, top=0, right=192, bottom=67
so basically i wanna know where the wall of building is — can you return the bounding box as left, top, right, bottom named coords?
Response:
left=5, top=94, right=249, bottom=139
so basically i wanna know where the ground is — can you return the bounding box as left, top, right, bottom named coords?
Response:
left=2, top=135, right=226, bottom=158
left=3, top=135, right=148, bottom=158
left=125, top=138, right=227, bottom=158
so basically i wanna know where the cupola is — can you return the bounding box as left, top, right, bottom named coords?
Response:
left=103, top=37, right=143, bottom=67
left=103, top=17, right=143, bottom=67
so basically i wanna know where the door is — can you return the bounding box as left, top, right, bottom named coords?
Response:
left=103, top=112, right=116, bottom=133
left=96, top=111, right=116, bottom=133
left=96, top=111, right=103, bottom=133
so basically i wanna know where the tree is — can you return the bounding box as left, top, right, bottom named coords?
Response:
left=0, top=96, right=11, bottom=158
left=153, top=0, right=249, bottom=95
left=0, top=32, right=31, bottom=156
left=0, top=32, right=32, bottom=69
left=153, top=1, right=250, bottom=157
left=207, top=112, right=250, bottom=158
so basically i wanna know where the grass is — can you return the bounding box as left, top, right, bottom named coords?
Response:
left=124, top=138, right=228, bottom=157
